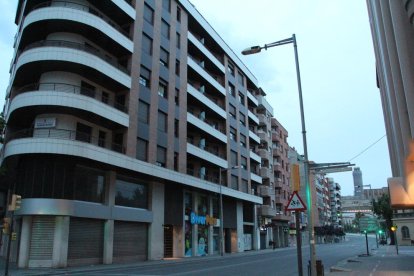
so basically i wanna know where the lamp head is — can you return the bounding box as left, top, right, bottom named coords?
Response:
left=242, top=46, right=261, bottom=55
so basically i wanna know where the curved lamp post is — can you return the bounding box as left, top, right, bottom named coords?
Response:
left=242, top=34, right=316, bottom=276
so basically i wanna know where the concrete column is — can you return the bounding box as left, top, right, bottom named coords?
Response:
left=106, top=171, right=116, bottom=206
left=52, top=216, right=69, bottom=268
left=236, top=201, right=244, bottom=252
left=148, top=182, right=165, bottom=260
left=103, top=220, right=114, bottom=264
left=253, top=205, right=259, bottom=250
left=18, top=216, right=32, bottom=268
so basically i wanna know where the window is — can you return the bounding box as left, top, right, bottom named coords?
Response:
left=241, top=156, right=247, bottom=170
left=139, top=66, right=151, bottom=88
left=230, top=127, right=237, bottom=141
left=239, top=112, right=246, bottom=126
left=227, top=63, right=235, bottom=76
left=176, top=32, right=181, bottom=49
left=241, top=179, right=248, bottom=193
left=177, top=6, right=181, bottom=22
left=161, top=20, right=170, bottom=39
left=76, top=122, right=92, bottom=143
left=144, top=4, right=154, bottom=24
left=174, top=152, right=179, bottom=171
left=158, top=79, right=168, bottom=98
left=228, top=83, right=235, bottom=97
left=142, top=34, right=152, bottom=55
left=231, top=150, right=238, bottom=167
left=229, top=103, right=236, bottom=119
left=174, top=119, right=179, bottom=137
left=237, top=72, right=244, bottom=86
left=74, top=166, right=105, bottom=203
left=162, top=0, right=170, bottom=12
left=402, top=226, right=410, bottom=239
left=175, top=88, right=179, bottom=105
left=136, top=138, right=148, bottom=161
left=231, top=175, right=238, bottom=190
left=156, top=146, right=166, bottom=167
left=175, top=59, right=180, bottom=75
left=160, top=47, right=169, bottom=67
left=80, top=81, right=95, bottom=97
left=238, top=91, right=245, bottom=105
left=98, top=131, right=106, bottom=147
left=138, top=100, right=149, bottom=124
left=240, top=134, right=246, bottom=147
left=115, top=177, right=148, bottom=208
left=101, top=91, right=109, bottom=104
left=158, top=111, right=167, bottom=132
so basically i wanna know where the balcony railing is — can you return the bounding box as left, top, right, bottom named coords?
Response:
left=6, top=128, right=125, bottom=154
left=15, top=82, right=128, bottom=113
left=187, top=138, right=226, bottom=159
left=31, top=1, right=131, bottom=38
left=20, top=40, right=130, bottom=74
left=186, top=168, right=219, bottom=184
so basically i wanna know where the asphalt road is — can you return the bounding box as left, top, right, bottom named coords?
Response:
left=70, top=234, right=375, bottom=276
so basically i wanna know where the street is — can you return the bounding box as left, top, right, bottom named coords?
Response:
left=60, top=234, right=377, bottom=276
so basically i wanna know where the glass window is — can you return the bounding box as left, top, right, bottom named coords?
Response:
left=230, top=127, right=237, bottom=141
left=139, top=66, right=151, bottom=88
left=237, top=72, right=244, bottom=87
left=241, top=179, right=248, bottom=193
left=156, top=146, right=166, bottom=167
left=239, top=112, right=246, bottom=126
left=238, top=92, right=245, bottom=105
left=176, top=32, right=181, bottom=49
left=174, top=119, right=179, bottom=137
left=228, top=83, right=235, bottom=97
left=229, top=103, right=236, bottom=118
left=231, top=175, right=238, bottom=190
left=142, top=34, right=152, bottom=55
left=158, top=79, right=168, bottom=98
left=240, top=134, right=246, bottom=147
left=227, top=63, right=235, bottom=76
left=162, top=0, right=170, bottom=12
left=175, top=59, right=180, bottom=75
left=177, top=6, right=181, bottom=22
left=158, top=111, right=167, bottom=132
left=231, top=150, right=237, bottom=167
left=160, top=47, right=169, bottom=67
left=136, top=138, right=148, bottom=161
left=402, top=226, right=410, bottom=239
left=115, top=177, right=148, bottom=208
left=184, top=192, right=193, bottom=256
left=175, top=88, right=179, bottom=105
left=161, top=20, right=170, bottom=39
left=241, top=156, right=247, bottom=170
left=74, top=166, right=105, bottom=203
left=138, top=100, right=149, bottom=124
left=144, top=4, right=154, bottom=24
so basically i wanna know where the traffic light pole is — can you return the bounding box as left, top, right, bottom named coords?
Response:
left=365, top=232, right=369, bottom=256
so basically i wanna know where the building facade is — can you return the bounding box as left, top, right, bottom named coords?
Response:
left=353, top=167, right=363, bottom=198
left=328, top=179, right=342, bottom=228
left=366, top=0, right=414, bottom=242
left=0, top=0, right=273, bottom=268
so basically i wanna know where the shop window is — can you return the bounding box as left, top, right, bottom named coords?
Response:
left=184, top=192, right=193, bottom=256
left=402, top=226, right=410, bottom=239
left=74, top=166, right=105, bottom=203
left=115, top=177, right=148, bottom=208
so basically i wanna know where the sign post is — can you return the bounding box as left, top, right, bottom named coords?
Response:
left=359, top=217, right=379, bottom=256
left=286, top=191, right=307, bottom=276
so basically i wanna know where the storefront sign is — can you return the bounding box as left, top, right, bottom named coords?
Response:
left=34, top=117, right=56, bottom=128
left=190, top=212, right=217, bottom=226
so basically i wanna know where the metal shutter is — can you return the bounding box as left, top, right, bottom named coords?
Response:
left=29, top=216, right=55, bottom=261
left=67, top=218, right=104, bottom=265
left=113, top=221, right=147, bottom=262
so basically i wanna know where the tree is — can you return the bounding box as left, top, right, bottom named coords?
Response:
left=372, top=194, right=394, bottom=244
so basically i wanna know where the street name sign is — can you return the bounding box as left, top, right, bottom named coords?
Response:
left=359, top=217, right=378, bottom=232
left=286, top=191, right=307, bottom=211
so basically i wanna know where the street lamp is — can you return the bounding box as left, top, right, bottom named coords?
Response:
left=242, top=34, right=317, bottom=276
left=218, top=166, right=239, bottom=256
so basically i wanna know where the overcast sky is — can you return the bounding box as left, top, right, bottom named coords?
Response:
left=0, top=1, right=390, bottom=196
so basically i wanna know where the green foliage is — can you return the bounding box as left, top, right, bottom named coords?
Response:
left=372, top=194, right=394, bottom=244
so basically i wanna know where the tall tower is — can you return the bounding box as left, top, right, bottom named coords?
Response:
left=353, top=167, right=363, bottom=197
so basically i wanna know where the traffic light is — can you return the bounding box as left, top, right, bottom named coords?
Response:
left=9, top=194, right=22, bottom=211
left=2, top=218, right=10, bottom=234
left=391, top=226, right=397, bottom=232
left=363, top=230, right=367, bottom=234
left=378, top=229, right=383, bottom=234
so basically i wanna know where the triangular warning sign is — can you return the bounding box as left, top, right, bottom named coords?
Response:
left=285, top=191, right=307, bottom=211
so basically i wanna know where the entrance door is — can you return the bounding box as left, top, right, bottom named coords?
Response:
left=164, top=225, right=173, bottom=258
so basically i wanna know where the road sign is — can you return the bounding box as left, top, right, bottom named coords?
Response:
left=359, top=217, right=378, bottom=232
left=286, top=191, right=307, bottom=211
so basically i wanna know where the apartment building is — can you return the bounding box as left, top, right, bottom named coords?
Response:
left=0, top=0, right=269, bottom=268
left=328, top=178, right=342, bottom=228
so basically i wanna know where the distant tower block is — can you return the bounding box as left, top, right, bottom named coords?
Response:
left=353, top=167, right=363, bottom=198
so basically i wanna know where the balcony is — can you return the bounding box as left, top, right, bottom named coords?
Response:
left=187, top=112, right=227, bottom=143
left=257, top=130, right=268, bottom=142
left=249, top=150, right=261, bottom=164
left=273, top=213, right=291, bottom=221
left=6, top=128, right=125, bottom=153
left=273, top=162, right=282, bottom=172
left=260, top=205, right=277, bottom=218
left=187, top=56, right=225, bottom=95
left=260, top=166, right=271, bottom=179
left=187, top=83, right=226, bottom=119
left=249, top=130, right=260, bottom=144
left=250, top=172, right=262, bottom=184
left=186, top=142, right=227, bottom=168
left=258, top=185, right=274, bottom=197
left=257, top=148, right=270, bottom=161
left=247, top=90, right=258, bottom=107
left=188, top=32, right=225, bottom=72
left=248, top=110, right=259, bottom=125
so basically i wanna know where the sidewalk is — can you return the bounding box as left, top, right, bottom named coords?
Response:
left=327, top=244, right=414, bottom=275
left=0, top=247, right=290, bottom=276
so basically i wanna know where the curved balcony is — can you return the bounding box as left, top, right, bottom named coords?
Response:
left=7, top=83, right=129, bottom=127
left=12, top=40, right=131, bottom=89
left=6, top=128, right=125, bottom=154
